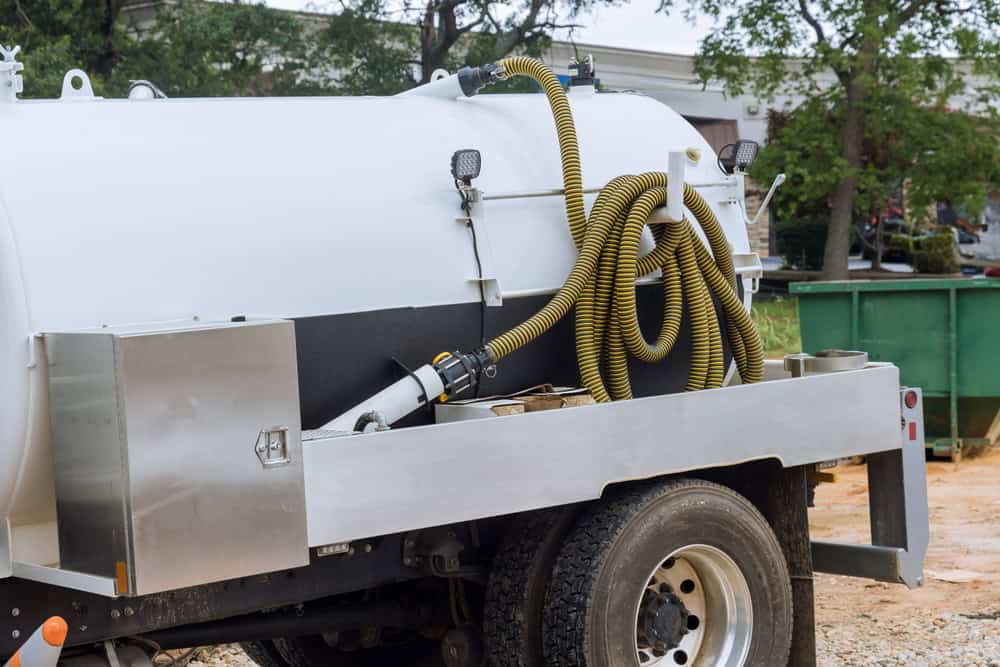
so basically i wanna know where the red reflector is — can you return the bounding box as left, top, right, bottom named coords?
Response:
left=904, top=390, right=918, bottom=409
left=908, top=421, right=917, bottom=441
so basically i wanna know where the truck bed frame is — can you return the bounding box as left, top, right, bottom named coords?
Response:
left=0, top=357, right=927, bottom=659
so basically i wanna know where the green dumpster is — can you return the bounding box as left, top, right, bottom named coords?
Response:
left=789, top=277, right=1000, bottom=459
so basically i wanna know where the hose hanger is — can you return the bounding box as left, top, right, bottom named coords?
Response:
left=451, top=56, right=763, bottom=402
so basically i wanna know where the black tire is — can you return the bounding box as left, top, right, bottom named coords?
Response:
left=483, top=507, right=583, bottom=667
left=240, top=641, right=287, bottom=667
left=543, top=478, right=793, bottom=667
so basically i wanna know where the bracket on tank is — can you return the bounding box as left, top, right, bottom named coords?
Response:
left=0, top=45, right=24, bottom=103
left=457, top=187, right=502, bottom=306
left=59, top=70, right=96, bottom=101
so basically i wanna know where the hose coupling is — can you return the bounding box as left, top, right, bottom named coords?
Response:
left=432, top=348, right=496, bottom=401
left=353, top=410, right=390, bottom=433
left=457, top=64, right=503, bottom=96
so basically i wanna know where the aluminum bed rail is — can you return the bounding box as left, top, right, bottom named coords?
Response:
left=303, top=362, right=929, bottom=588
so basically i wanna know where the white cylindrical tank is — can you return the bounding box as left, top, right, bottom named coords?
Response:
left=0, top=83, right=750, bottom=525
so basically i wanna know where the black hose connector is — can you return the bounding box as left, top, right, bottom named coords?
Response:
left=457, top=64, right=501, bottom=97
left=354, top=410, right=390, bottom=433
left=433, top=348, right=495, bottom=400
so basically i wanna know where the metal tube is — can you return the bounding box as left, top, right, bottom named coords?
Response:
left=482, top=186, right=605, bottom=201
left=948, top=287, right=959, bottom=450
left=850, top=290, right=860, bottom=350
left=666, top=151, right=686, bottom=222
left=321, top=364, right=444, bottom=432
left=481, top=181, right=733, bottom=202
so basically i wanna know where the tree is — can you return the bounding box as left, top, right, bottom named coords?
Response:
left=124, top=0, right=321, bottom=97
left=312, top=0, right=420, bottom=95
left=314, top=0, right=614, bottom=87
left=668, top=0, right=1000, bottom=278
left=412, top=0, right=589, bottom=83
left=0, top=1, right=130, bottom=97
left=0, top=0, right=326, bottom=98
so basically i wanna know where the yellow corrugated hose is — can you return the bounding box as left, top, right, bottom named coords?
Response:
left=482, top=56, right=764, bottom=401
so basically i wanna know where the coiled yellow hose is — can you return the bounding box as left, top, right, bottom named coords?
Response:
left=483, top=56, right=764, bottom=401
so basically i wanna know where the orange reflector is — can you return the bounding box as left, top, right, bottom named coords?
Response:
left=115, top=561, right=129, bottom=595
left=40, top=617, right=67, bottom=648
left=909, top=421, right=918, bottom=441
left=9, top=649, right=21, bottom=667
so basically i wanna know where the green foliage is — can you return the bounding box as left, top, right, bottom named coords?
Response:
left=749, top=69, right=1000, bottom=230
left=751, top=297, right=801, bottom=358
left=0, top=1, right=127, bottom=97
left=774, top=218, right=829, bottom=270
left=884, top=232, right=915, bottom=261
left=666, top=0, right=1000, bottom=275
left=123, top=0, right=320, bottom=97
left=1, top=0, right=328, bottom=98
left=913, top=232, right=959, bottom=274
left=0, top=0, right=602, bottom=98
left=750, top=101, right=842, bottom=222
left=312, top=0, right=418, bottom=95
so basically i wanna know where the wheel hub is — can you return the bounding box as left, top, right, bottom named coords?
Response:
left=638, top=587, right=690, bottom=653
left=633, top=546, right=753, bottom=666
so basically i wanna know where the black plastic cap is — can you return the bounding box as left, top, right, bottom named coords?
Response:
left=458, top=64, right=500, bottom=97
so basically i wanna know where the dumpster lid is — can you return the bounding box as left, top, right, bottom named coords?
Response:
left=789, top=276, right=1000, bottom=294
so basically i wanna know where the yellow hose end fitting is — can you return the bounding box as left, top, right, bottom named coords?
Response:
left=432, top=351, right=453, bottom=365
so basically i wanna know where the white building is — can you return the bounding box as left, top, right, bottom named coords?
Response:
left=545, top=41, right=774, bottom=150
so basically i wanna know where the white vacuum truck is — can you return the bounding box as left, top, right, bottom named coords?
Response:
left=0, top=48, right=927, bottom=667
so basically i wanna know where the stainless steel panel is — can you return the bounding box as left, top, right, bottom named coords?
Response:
left=46, top=320, right=307, bottom=596
left=305, top=364, right=903, bottom=546
left=46, top=331, right=131, bottom=587
left=0, top=519, right=10, bottom=579
left=812, top=387, right=928, bottom=589
left=11, top=561, right=118, bottom=597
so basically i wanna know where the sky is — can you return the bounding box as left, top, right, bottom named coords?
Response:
left=262, top=0, right=715, bottom=54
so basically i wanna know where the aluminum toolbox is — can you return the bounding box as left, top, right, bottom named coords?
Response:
left=45, top=320, right=307, bottom=596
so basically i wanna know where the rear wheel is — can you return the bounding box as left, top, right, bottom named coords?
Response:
left=483, top=507, right=582, bottom=667
left=543, top=478, right=793, bottom=667
left=240, top=641, right=286, bottom=667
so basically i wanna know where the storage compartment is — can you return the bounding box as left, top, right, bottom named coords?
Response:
left=45, top=320, right=308, bottom=596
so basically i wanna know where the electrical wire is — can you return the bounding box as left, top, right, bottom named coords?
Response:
left=458, top=182, right=488, bottom=351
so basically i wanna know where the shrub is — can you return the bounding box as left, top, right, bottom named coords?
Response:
left=883, top=232, right=915, bottom=263
left=774, top=219, right=829, bottom=270
left=912, top=232, right=959, bottom=274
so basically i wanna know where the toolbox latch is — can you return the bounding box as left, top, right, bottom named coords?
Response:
left=256, top=427, right=290, bottom=468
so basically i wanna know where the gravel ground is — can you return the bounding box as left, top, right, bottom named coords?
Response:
left=817, top=605, right=1000, bottom=666
left=186, top=448, right=1000, bottom=666
left=811, top=447, right=1000, bottom=666
left=160, top=645, right=254, bottom=667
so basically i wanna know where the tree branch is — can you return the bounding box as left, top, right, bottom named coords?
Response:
left=897, top=0, right=935, bottom=25
left=796, top=0, right=826, bottom=45
left=14, top=0, right=35, bottom=29
left=456, top=16, right=485, bottom=36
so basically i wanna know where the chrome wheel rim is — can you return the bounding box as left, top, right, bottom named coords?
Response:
left=633, top=544, right=753, bottom=666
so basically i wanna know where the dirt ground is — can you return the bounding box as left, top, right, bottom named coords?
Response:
left=812, top=446, right=1000, bottom=666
